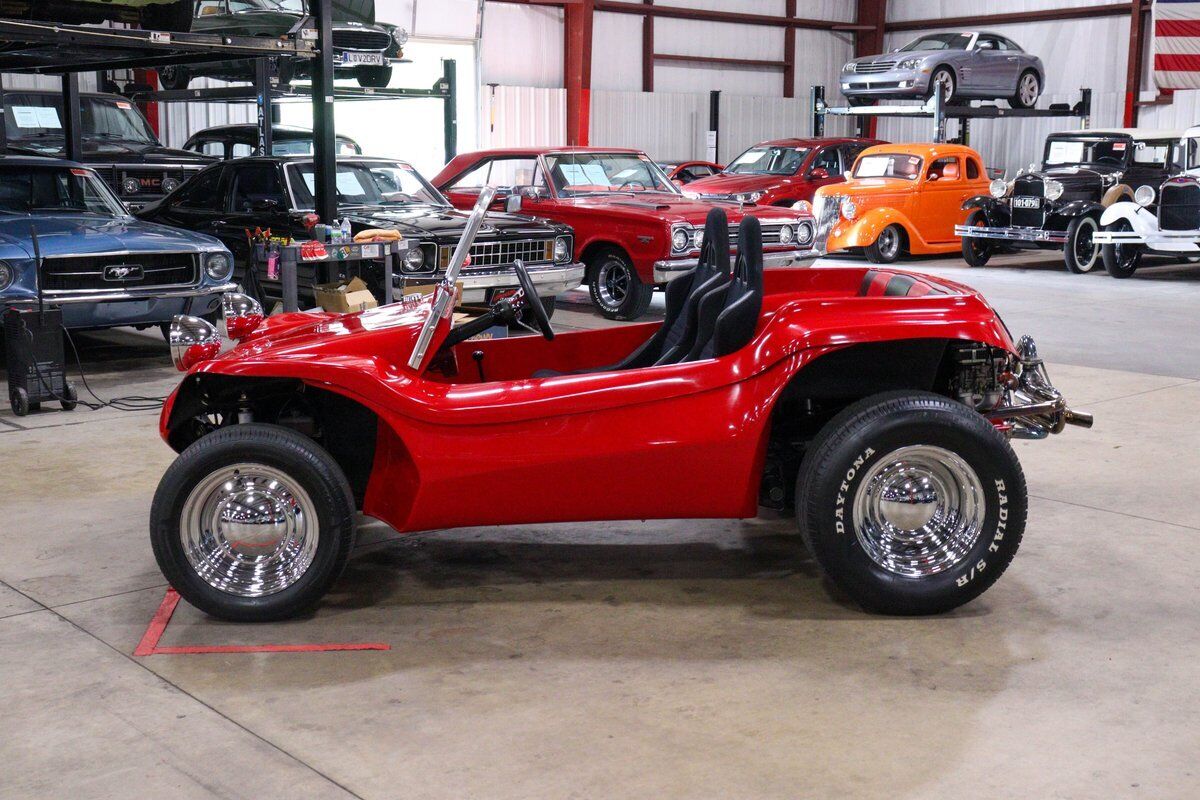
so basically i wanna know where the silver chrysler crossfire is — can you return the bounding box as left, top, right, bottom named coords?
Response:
left=840, top=31, right=1045, bottom=109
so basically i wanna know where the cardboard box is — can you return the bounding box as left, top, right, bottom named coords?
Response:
left=314, top=277, right=378, bottom=313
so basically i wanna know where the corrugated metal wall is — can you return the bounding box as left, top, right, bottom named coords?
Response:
left=721, top=94, right=851, bottom=163
left=159, top=78, right=254, bottom=150
left=481, top=85, right=566, bottom=148
left=590, top=90, right=709, bottom=160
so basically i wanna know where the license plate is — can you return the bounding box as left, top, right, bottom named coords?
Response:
left=338, top=51, right=384, bottom=66
left=1013, top=196, right=1041, bottom=209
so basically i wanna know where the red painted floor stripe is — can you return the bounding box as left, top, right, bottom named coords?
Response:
left=133, top=588, right=390, bottom=656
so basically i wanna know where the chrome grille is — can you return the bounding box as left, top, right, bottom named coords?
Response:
left=332, top=29, right=392, bottom=51
left=439, top=238, right=557, bottom=270
left=95, top=164, right=205, bottom=199
left=1160, top=183, right=1200, bottom=231
left=856, top=60, right=896, bottom=75
left=41, top=252, right=198, bottom=294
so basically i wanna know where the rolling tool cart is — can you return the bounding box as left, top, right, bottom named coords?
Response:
left=4, top=307, right=77, bottom=416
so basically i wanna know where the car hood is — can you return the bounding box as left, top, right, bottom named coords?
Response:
left=1027, top=165, right=1119, bottom=185
left=818, top=177, right=914, bottom=197
left=849, top=50, right=938, bottom=67
left=686, top=173, right=794, bottom=194
left=344, top=206, right=568, bottom=242
left=562, top=193, right=801, bottom=224
left=0, top=215, right=225, bottom=259
left=7, top=140, right=216, bottom=165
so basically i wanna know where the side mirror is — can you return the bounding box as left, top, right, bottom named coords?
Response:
left=927, top=173, right=939, bottom=182
left=251, top=198, right=281, bottom=213
left=809, top=167, right=829, bottom=180
left=505, top=193, right=523, bottom=214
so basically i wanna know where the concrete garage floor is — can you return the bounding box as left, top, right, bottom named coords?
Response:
left=2, top=252, right=1199, bottom=799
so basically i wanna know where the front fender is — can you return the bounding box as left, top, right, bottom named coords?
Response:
left=1099, top=201, right=1157, bottom=234
left=825, top=207, right=916, bottom=252
left=1056, top=200, right=1103, bottom=219
left=962, top=195, right=1003, bottom=212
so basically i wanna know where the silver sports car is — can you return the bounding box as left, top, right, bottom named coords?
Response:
left=840, top=31, right=1045, bottom=108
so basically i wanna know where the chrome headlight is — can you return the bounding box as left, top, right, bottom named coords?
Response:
left=843, top=62, right=857, bottom=73
left=778, top=224, right=794, bottom=245
left=1044, top=179, right=1065, bottom=202
left=989, top=178, right=1009, bottom=199
left=736, top=191, right=763, bottom=204
left=169, top=314, right=221, bottom=372
left=161, top=177, right=181, bottom=194
left=897, top=58, right=921, bottom=70
left=795, top=220, right=814, bottom=247
left=1135, top=185, right=1156, bottom=207
left=792, top=200, right=812, bottom=214
left=840, top=198, right=858, bottom=220
left=693, top=228, right=705, bottom=249
left=221, top=292, right=264, bottom=340
left=0, top=260, right=13, bottom=292
left=671, top=225, right=694, bottom=253
left=204, top=252, right=232, bottom=280
left=554, top=235, right=571, bottom=263
left=392, top=27, right=409, bottom=47
left=403, top=246, right=427, bottom=273
left=121, top=177, right=140, bottom=196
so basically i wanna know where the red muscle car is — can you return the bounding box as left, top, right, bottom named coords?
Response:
left=151, top=191, right=1091, bottom=623
left=432, top=147, right=816, bottom=320
left=686, top=137, right=885, bottom=207
left=659, top=159, right=723, bottom=185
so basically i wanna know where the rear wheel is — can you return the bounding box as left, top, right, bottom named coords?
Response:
left=1063, top=215, right=1100, bottom=273
left=150, top=423, right=357, bottom=622
left=846, top=96, right=872, bottom=107
left=865, top=224, right=904, bottom=264
left=796, top=391, right=1027, bottom=615
left=1009, top=70, right=1041, bottom=109
left=157, top=65, right=191, bottom=91
left=961, top=209, right=992, bottom=267
left=141, top=2, right=193, bottom=32
left=587, top=249, right=653, bottom=320
left=356, top=65, right=393, bottom=88
left=1101, top=219, right=1143, bottom=278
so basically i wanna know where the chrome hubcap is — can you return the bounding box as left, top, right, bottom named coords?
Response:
left=852, top=445, right=985, bottom=577
left=878, top=227, right=899, bottom=259
left=1019, top=74, right=1039, bottom=105
left=179, top=463, right=319, bottom=597
left=596, top=259, right=630, bottom=307
left=934, top=71, right=953, bottom=100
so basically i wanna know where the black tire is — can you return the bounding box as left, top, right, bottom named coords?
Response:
left=864, top=224, right=904, bottom=264
left=356, top=65, right=393, bottom=88
left=926, top=66, right=957, bottom=105
left=796, top=391, right=1027, bottom=615
left=1101, top=219, right=1143, bottom=278
left=846, top=97, right=872, bottom=107
left=150, top=423, right=357, bottom=622
left=273, top=56, right=296, bottom=87
left=587, top=248, right=653, bottom=320
left=141, top=1, right=193, bottom=33
left=1008, top=70, right=1041, bottom=109
left=541, top=296, right=557, bottom=320
left=10, top=386, right=29, bottom=417
left=961, top=209, right=992, bottom=267
left=1063, top=215, right=1100, bottom=274
left=60, top=383, right=78, bottom=412
left=157, top=65, right=191, bottom=91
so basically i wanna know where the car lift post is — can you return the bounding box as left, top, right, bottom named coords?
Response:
left=61, top=73, right=82, bottom=162
left=707, top=90, right=720, bottom=164
left=0, top=73, right=7, bottom=156
left=811, top=85, right=825, bottom=137
left=309, top=0, right=337, bottom=225
left=254, top=58, right=274, bottom=157
left=443, top=59, right=457, bottom=161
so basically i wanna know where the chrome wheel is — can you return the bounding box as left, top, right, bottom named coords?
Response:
left=179, top=462, right=319, bottom=597
left=1018, top=72, right=1040, bottom=107
left=596, top=258, right=631, bottom=308
left=877, top=226, right=901, bottom=260
left=932, top=69, right=954, bottom=102
left=852, top=445, right=986, bottom=578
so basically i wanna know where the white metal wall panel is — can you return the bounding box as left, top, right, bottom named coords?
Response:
left=886, top=0, right=1114, bottom=23
left=480, top=2, right=564, bottom=88
left=592, top=11, right=643, bottom=91
left=720, top=93, right=852, bottom=163
left=589, top=90, right=709, bottom=160
left=480, top=85, right=566, bottom=148
left=375, top=0, right=481, bottom=39
left=1140, top=89, right=1200, bottom=129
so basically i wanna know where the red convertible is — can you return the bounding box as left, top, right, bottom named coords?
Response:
left=152, top=190, right=1090, bottom=623
left=432, top=147, right=816, bottom=320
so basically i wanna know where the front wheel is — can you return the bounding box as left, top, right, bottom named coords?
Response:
left=865, top=224, right=904, bottom=264
left=926, top=67, right=956, bottom=105
left=961, top=209, right=992, bottom=267
left=157, top=65, right=191, bottom=91
left=1009, top=70, right=1041, bottom=109
left=796, top=391, right=1027, bottom=615
left=150, top=423, right=357, bottom=622
left=1063, top=215, right=1100, bottom=273
left=1101, top=219, right=1143, bottom=278
left=587, top=249, right=653, bottom=320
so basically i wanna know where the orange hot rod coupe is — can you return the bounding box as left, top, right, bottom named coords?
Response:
left=152, top=189, right=1091, bottom=622
left=817, top=143, right=991, bottom=263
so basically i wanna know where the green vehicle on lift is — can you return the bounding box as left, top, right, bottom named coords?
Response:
left=157, top=0, right=407, bottom=90
left=2, top=0, right=193, bottom=32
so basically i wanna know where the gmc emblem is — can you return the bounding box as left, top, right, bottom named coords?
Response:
left=103, top=264, right=144, bottom=282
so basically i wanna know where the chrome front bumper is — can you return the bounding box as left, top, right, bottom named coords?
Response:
left=986, top=336, right=1093, bottom=439
left=653, top=248, right=818, bottom=283
left=1092, top=228, right=1200, bottom=249
left=841, top=69, right=927, bottom=98
left=955, top=224, right=1067, bottom=245
left=41, top=281, right=239, bottom=305
left=398, top=263, right=585, bottom=303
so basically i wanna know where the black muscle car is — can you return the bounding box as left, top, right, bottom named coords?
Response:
left=956, top=129, right=1183, bottom=273
left=183, top=124, right=361, bottom=159
left=157, top=0, right=406, bottom=90
left=136, top=156, right=585, bottom=308
left=2, top=90, right=215, bottom=210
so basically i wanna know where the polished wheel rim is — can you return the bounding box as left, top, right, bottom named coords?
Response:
left=1113, top=221, right=1138, bottom=270
left=1073, top=218, right=1098, bottom=271
left=1019, top=73, right=1039, bottom=106
left=597, top=259, right=631, bottom=308
left=933, top=70, right=954, bottom=101
left=179, top=463, right=319, bottom=597
left=877, top=227, right=900, bottom=260
left=852, top=445, right=985, bottom=577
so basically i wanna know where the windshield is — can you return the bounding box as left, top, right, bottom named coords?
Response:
left=725, top=146, right=809, bottom=176
left=898, top=33, right=972, bottom=51
left=288, top=161, right=448, bottom=208
left=853, top=153, right=923, bottom=180
left=1043, top=138, right=1132, bottom=169
left=0, top=165, right=127, bottom=216
left=3, top=94, right=158, bottom=149
left=544, top=152, right=677, bottom=197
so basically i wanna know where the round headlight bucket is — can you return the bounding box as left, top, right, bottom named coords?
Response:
left=554, top=236, right=571, bottom=263
left=693, top=228, right=705, bottom=249
left=792, top=200, right=813, bottom=214
left=989, top=178, right=1009, bottom=199
left=121, top=178, right=140, bottom=195
left=392, top=26, right=409, bottom=46
left=841, top=198, right=858, bottom=220
left=221, top=292, right=264, bottom=340
left=161, top=177, right=181, bottom=194
left=671, top=227, right=692, bottom=253
left=0, top=260, right=13, bottom=292
left=796, top=221, right=815, bottom=246
left=1135, top=184, right=1156, bottom=207
left=169, top=314, right=221, bottom=372
left=778, top=224, right=794, bottom=245
left=403, top=246, right=426, bottom=273
left=204, top=252, right=233, bottom=280
left=1044, top=179, right=1065, bottom=202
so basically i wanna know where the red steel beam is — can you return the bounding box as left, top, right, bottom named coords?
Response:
left=783, top=0, right=796, bottom=98
left=886, top=2, right=1137, bottom=31
left=642, top=0, right=653, bottom=92
left=654, top=53, right=788, bottom=70
left=1125, top=0, right=1149, bottom=126
left=854, top=0, right=887, bottom=139
left=564, top=0, right=594, bottom=145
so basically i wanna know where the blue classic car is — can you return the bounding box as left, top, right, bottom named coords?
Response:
left=0, top=157, right=235, bottom=330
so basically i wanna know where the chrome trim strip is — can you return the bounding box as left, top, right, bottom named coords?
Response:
left=954, top=224, right=1068, bottom=244
left=653, top=248, right=816, bottom=282
left=37, top=281, right=237, bottom=305
left=1093, top=229, right=1200, bottom=245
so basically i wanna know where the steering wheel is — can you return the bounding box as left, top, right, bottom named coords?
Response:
left=514, top=259, right=554, bottom=341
